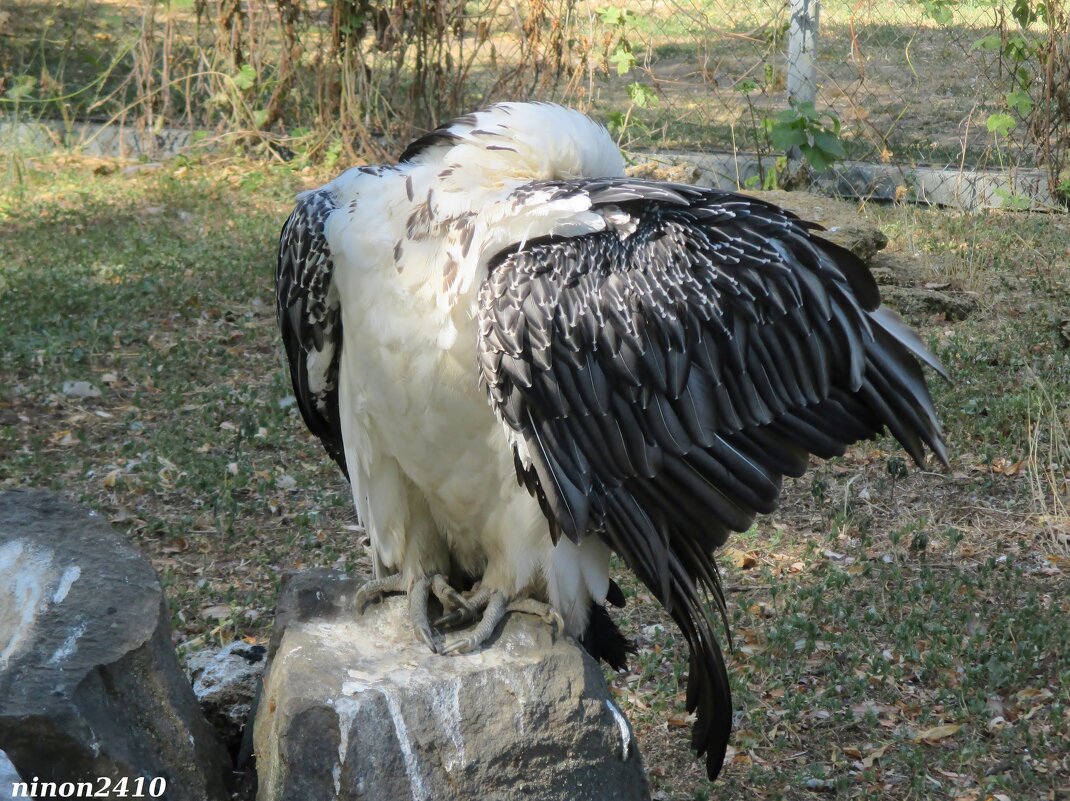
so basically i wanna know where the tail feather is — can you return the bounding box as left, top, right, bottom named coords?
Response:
left=580, top=602, right=635, bottom=672
left=602, top=493, right=734, bottom=781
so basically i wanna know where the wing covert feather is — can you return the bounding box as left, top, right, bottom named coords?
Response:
left=477, top=178, right=947, bottom=779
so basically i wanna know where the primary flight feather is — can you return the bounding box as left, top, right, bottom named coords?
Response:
left=276, top=101, right=946, bottom=779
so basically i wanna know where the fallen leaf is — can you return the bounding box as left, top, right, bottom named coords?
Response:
left=667, top=712, right=695, bottom=728
left=915, top=723, right=961, bottom=744
left=1015, top=687, right=1053, bottom=704
left=200, top=604, right=232, bottom=620
left=48, top=430, right=76, bottom=446
left=723, top=547, right=758, bottom=569
left=862, top=742, right=891, bottom=767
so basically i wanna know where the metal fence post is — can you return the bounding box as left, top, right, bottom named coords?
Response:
left=787, top=0, right=819, bottom=107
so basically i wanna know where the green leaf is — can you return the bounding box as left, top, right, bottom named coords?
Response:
left=6, top=75, right=36, bottom=100
left=1012, top=0, right=1036, bottom=27
left=986, top=113, right=1017, bottom=136
left=800, top=145, right=830, bottom=173
left=769, top=125, right=807, bottom=150
left=735, top=79, right=760, bottom=94
left=994, top=187, right=1032, bottom=210
left=1006, top=90, right=1034, bottom=116
left=598, top=6, right=630, bottom=26
left=609, top=46, right=636, bottom=76
left=813, top=130, right=847, bottom=159
left=233, top=64, right=257, bottom=91
left=920, top=0, right=955, bottom=25
left=971, top=34, right=1002, bottom=52
left=627, top=82, right=658, bottom=109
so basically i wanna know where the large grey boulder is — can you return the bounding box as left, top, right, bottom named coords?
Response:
left=0, top=490, right=230, bottom=800
left=255, top=570, right=650, bottom=801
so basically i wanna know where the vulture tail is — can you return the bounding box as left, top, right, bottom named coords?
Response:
left=604, top=493, right=734, bottom=780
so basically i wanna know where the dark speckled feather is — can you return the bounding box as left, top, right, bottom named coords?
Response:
left=477, top=177, right=947, bottom=781
left=276, top=189, right=348, bottom=478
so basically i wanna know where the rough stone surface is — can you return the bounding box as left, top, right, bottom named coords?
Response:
left=626, top=160, right=702, bottom=185
left=255, top=570, right=650, bottom=801
left=185, top=641, right=267, bottom=755
left=0, top=490, right=229, bottom=800
left=633, top=151, right=1062, bottom=212
left=881, top=286, right=978, bottom=321
left=0, top=749, right=22, bottom=793
left=741, top=189, right=889, bottom=263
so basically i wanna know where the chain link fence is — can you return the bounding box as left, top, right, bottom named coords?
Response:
left=1, top=0, right=1067, bottom=202
left=581, top=0, right=1068, bottom=202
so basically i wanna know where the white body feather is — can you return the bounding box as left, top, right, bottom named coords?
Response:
left=321, top=104, right=625, bottom=634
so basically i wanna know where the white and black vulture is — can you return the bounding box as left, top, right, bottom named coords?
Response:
left=276, top=102, right=947, bottom=779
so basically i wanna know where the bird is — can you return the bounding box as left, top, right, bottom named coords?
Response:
left=275, top=101, right=947, bottom=780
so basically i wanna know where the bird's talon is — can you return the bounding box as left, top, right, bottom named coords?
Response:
left=433, top=609, right=468, bottom=629
left=354, top=573, right=407, bottom=616
left=415, top=623, right=438, bottom=653
left=440, top=636, right=475, bottom=655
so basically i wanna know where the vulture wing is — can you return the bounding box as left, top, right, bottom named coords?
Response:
left=476, top=178, right=947, bottom=779
left=276, top=189, right=348, bottom=478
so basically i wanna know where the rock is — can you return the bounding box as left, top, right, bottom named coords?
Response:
left=881, top=286, right=978, bottom=322
left=0, top=749, right=22, bottom=790
left=741, top=190, right=889, bottom=263
left=255, top=570, right=650, bottom=801
left=0, top=490, right=230, bottom=800
left=626, top=160, right=701, bottom=185
left=869, top=266, right=897, bottom=286
left=868, top=251, right=933, bottom=287
left=60, top=380, right=101, bottom=399
left=185, top=641, right=267, bottom=756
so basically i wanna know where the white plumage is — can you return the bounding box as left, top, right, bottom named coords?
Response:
left=276, top=102, right=946, bottom=779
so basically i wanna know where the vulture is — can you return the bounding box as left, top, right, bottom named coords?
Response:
left=276, top=101, right=947, bottom=780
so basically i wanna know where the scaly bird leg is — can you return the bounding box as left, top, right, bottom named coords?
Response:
left=354, top=573, right=406, bottom=613
left=440, top=591, right=507, bottom=655
left=407, top=576, right=435, bottom=653
left=504, top=598, right=564, bottom=638
left=440, top=593, right=565, bottom=655
left=354, top=573, right=437, bottom=653
left=430, top=574, right=474, bottom=620
left=434, top=585, right=494, bottom=629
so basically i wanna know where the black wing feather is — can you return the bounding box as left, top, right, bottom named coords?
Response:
left=476, top=178, right=947, bottom=780
left=276, top=190, right=348, bottom=478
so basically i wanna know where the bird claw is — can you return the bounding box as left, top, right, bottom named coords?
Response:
left=441, top=591, right=507, bottom=655
left=433, top=586, right=493, bottom=629
left=438, top=634, right=478, bottom=655
left=408, top=575, right=438, bottom=654
left=356, top=574, right=564, bottom=655
left=506, top=598, right=565, bottom=640
left=355, top=573, right=406, bottom=615
left=440, top=593, right=565, bottom=655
